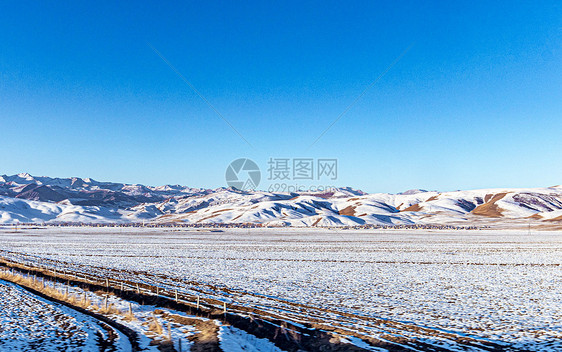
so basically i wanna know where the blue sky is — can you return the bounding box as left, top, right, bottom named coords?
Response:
left=1, top=1, right=561, bottom=193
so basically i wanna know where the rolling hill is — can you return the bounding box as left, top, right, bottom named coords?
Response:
left=1, top=173, right=561, bottom=227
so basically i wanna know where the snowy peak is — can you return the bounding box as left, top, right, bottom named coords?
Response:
left=399, top=189, right=429, bottom=195
left=0, top=173, right=211, bottom=206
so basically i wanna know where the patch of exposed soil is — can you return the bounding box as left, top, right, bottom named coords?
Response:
left=157, top=310, right=221, bottom=352
left=338, top=206, right=357, bottom=217
left=402, top=203, right=422, bottom=212
left=472, top=193, right=507, bottom=218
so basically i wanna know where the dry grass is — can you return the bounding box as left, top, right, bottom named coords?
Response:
left=100, top=304, right=121, bottom=315
left=119, top=310, right=138, bottom=322
left=148, top=313, right=164, bottom=335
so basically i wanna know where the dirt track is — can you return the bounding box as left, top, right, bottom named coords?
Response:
left=0, top=277, right=138, bottom=351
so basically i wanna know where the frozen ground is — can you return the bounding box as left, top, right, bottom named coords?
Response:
left=219, top=325, right=285, bottom=352
left=0, top=226, right=561, bottom=350
left=0, top=278, right=130, bottom=352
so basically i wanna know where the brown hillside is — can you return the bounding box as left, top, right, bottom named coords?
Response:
left=338, top=206, right=357, bottom=216
left=402, top=203, right=422, bottom=212
left=472, top=193, right=507, bottom=218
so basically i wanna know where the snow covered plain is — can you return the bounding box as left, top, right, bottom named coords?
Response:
left=0, top=226, right=560, bottom=351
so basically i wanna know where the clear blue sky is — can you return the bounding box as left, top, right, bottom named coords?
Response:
left=1, top=1, right=561, bottom=193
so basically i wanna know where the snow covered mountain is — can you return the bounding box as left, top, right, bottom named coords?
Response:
left=1, top=173, right=561, bottom=227
left=0, top=173, right=209, bottom=205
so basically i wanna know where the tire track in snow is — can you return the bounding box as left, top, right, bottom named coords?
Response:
left=0, top=278, right=138, bottom=352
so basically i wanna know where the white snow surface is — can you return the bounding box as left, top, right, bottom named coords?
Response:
left=0, top=227, right=561, bottom=351
left=219, top=325, right=286, bottom=352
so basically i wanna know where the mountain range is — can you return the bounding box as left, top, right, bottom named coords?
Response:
left=1, top=173, right=561, bottom=228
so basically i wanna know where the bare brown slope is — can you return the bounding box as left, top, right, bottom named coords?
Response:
left=401, top=195, right=439, bottom=213
left=472, top=193, right=507, bottom=218
left=338, top=205, right=357, bottom=216
left=426, top=195, right=439, bottom=202
left=402, top=203, right=422, bottom=212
